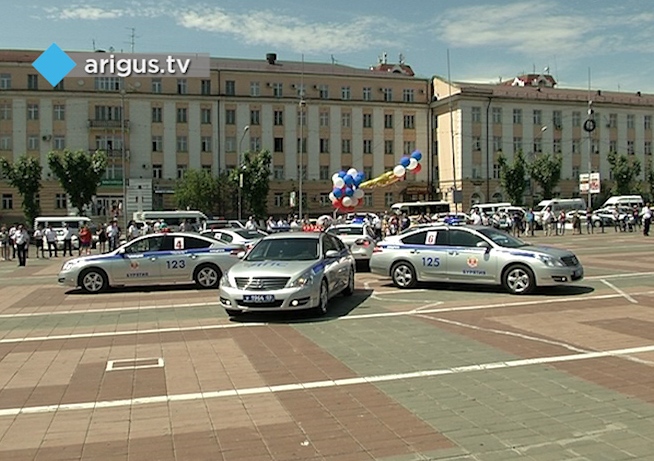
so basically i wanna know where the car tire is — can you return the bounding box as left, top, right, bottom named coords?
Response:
left=391, top=261, right=417, bottom=289
left=314, top=279, right=329, bottom=316
left=193, top=264, right=221, bottom=289
left=342, top=266, right=355, bottom=297
left=502, top=264, right=535, bottom=295
left=593, top=220, right=602, bottom=228
left=79, top=268, right=109, bottom=294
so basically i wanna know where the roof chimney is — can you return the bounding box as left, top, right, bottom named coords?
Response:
left=266, top=53, right=277, bottom=65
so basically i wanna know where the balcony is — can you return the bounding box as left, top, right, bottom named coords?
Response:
left=87, top=119, right=130, bottom=129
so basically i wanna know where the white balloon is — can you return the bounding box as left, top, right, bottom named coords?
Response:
left=352, top=198, right=360, bottom=207
left=333, top=177, right=345, bottom=188
left=342, top=196, right=354, bottom=207
left=353, top=188, right=364, bottom=199
left=393, top=165, right=406, bottom=178
left=347, top=168, right=358, bottom=178
left=332, top=173, right=340, bottom=183
left=407, top=157, right=418, bottom=170
left=329, top=192, right=337, bottom=203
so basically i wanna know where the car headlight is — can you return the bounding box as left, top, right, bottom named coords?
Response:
left=61, top=260, right=81, bottom=272
left=287, top=270, right=314, bottom=288
left=220, top=272, right=234, bottom=288
left=538, top=255, right=565, bottom=267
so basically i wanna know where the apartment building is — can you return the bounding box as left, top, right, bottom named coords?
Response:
left=0, top=50, right=431, bottom=222
left=431, top=73, right=654, bottom=208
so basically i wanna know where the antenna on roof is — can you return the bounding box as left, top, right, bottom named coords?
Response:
left=126, top=27, right=139, bottom=53
left=92, top=39, right=96, bottom=51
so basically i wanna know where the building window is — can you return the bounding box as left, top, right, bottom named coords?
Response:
left=492, top=107, right=502, bottom=124
left=532, top=109, right=542, bottom=126
left=572, top=139, right=580, bottom=154
left=250, top=81, right=260, bottom=97
left=250, top=137, right=261, bottom=151
left=363, top=195, right=373, bottom=207
left=384, top=114, right=393, bottom=129
left=27, top=136, right=39, bottom=150
left=493, top=164, right=501, bottom=179
left=319, top=165, right=330, bottom=180
left=201, top=79, right=211, bottom=95
left=297, top=109, right=307, bottom=127
left=552, top=111, right=563, bottom=129
left=363, top=113, right=372, bottom=128
left=363, top=87, right=372, bottom=101
left=319, top=138, right=329, bottom=153
left=403, top=89, right=415, bottom=103
left=592, top=140, right=599, bottom=154
left=274, top=193, right=284, bottom=207
left=54, top=81, right=65, bottom=91
left=318, top=111, right=329, bottom=127
left=627, top=114, right=635, bottom=129
left=225, top=109, right=236, bottom=125
left=493, top=136, right=502, bottom=152
left=403, top=115, right=415, bottom=129
left=572, top=166, right=580, bottom=180
left=341, top=112, right=351, bottom=128
left=509, top=137, right=520, bottom=153
left=201, top=164, right=212, bottom=173
left=318, top=84, right=329, bottom=99
left=95, top=77, right=121, bottom=91
left=341, top=86, right=351, bottom=100
left=1, top=194, right=12, bottom=210
left=53, top=136, right=65, bottom=150
left=94, top=105, right=122, bottom=121
left=177, top=164, right=187, bottom=179
left=382, top=88, right=392, bottom=102
left=224, top=136, right=235, bottom=152
left=273, top=165, right=284, bottom=180
left=512, top=108, right=522, bottom=125
left=0, top=104, right=11, bottom=120
left=273, top=137, right=284, bottom=152
left=0, top=135, right=11, bottom=150
left=297, top=137, right=307, bottom=154
left=53, top=104, right=65, bottom=121
left=0, top=74, right=11, bottom=89
left=645, top=115, right=652, bottom=130
left=384, top=139, right=395, bottom=155
left=295, top=83, right=306, bottom=98
left=177, top=79, right=187, bottom=95
left=55, top=193, right=66, bottom=209
left=200, top=108, right=211, bottom=124
left=272, top=83, right=283, bottom=97
left=609, top=140, right=617, bottom=152
left=27, top=103, right=39, bottom=120
left=152, top=136, right=162, bottom=152
left=572, top=111, right=581, bottom=127
left=176, top=107, right=187, bottom=123
left=27, top=74, right=38, bottom=90
left=176, top=136, right=188, bottom=152
left=471, top=107, right=481, bottom=123
left=645, top=141, right=652, bottom=155
left=151, top=78, right=162, bottom=93
left=250, top=110, right=260, bottom=125
left=363, top=139, right=373, bottom=154
left=608, top=113, right=617, bottom=128
left=274, top=110, right=283, bottom=126
left=553, top=138, right=561, bottom=153
left=297, top=165, right=307, bottom=180
left=341, top=138, right=351, bottom=154
left=224, top=80, right=235, bottom=96
left=533, top=139, right=542, bottom=153
left=363, top=167, right=373, bottom=180
left=627, top=140, right=635, bottom=155
left=201, top=136, right=212, bottom=152
left=384, top=192, right=394, bottom=207
left=151, top=107, right=162, bottom=123
left=403, top=141, right=415, bottom=155
left=472, top=136, right=481, bottom=151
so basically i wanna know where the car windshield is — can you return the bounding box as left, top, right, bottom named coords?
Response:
left=477, top=228, right=528, bottom=248
left=235, top=230, right=266, bottom=239
left=246, top=238, right=319, bottom=261
left=533, top=205, right=546, bottom=212
left=328, top=227, right=363, bottom=236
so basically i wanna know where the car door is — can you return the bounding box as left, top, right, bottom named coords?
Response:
left=399, top=230, right=448, bottom=282
left=112, top=235, right=163, bottom=285
left=158, top=235, right=194, bottom=281
left=330, top=234, right=352, bottom=292
left=321, top=234, right=347, bottom=294
left=445, top=229, right=497, bottom=283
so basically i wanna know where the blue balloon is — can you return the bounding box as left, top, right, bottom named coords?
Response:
left=333, top=187, right=343, bottom=198
left=357, top=172, right=365, bottom=181
left=338, top=170, right=347, bottom=178
left=345, top=187, right=354, bottom=197
left=353, top=175, right=363, bottom=186
left=344, top=174, right=354, bottom=186
left=400, top=156, right=411, bottom=168
left=411, top=150, right=423, bottom=161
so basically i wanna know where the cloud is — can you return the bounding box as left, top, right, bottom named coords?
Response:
left=45, top=5, right=125, bottom=20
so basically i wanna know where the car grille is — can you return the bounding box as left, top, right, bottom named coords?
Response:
left=561, top=256, right=579, bottom=267
left=235, top=277, right=290, bottom=290
left=238, top=300, right=284, bottom=308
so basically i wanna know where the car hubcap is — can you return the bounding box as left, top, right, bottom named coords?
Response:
left=393, top=265, right=412, bottom=287
left=198, top=268, right=218, bottom=287
left=83, top=273, right=103, bottom=292
left=507, top=269, right=530, bottom=293
left=320, top=284, right=328, bottom=313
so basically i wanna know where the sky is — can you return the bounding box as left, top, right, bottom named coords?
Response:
left=4, top=0, right=654, bottom=93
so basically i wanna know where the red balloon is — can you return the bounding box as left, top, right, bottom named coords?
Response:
left=412, top=163, right=422, bottom=174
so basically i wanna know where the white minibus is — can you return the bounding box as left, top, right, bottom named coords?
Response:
left=132, top=210, right=208, bottom=232
left=601, top=195, right=644, bottom=209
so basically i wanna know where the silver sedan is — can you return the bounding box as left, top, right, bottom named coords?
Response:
left=58, top=232, right=244, bottom=293
left=219, top=232, right=356, bottom=316
left=370, top=225, right=584, bottom=294
left=327, top=224, right=377, bottom=263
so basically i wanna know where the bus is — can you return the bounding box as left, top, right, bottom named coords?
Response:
left=391, top=201, right=450, bottom=217
left=132, top=210, right=208, bottom=232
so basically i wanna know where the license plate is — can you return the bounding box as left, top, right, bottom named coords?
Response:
left=243, top=294, right=275, bottom=303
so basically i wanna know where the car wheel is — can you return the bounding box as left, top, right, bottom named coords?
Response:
left=193, top=264, right=221, bottom=289
left=79, top=268, right=108, bottom=294
left=593, top=220, right=602, bottom=228
left=342, top=266, right=355, bottom=297
left=391, top=261, right=417, bottom=289
left=502, top=264, right=535, bottom=295
left=314, top=280, right=329, bottom=316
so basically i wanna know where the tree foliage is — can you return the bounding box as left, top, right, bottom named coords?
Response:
left=229, top=150, right=272, bottom=219
left=497, top=151, right=527, bottom=206
left=0, top=155, right=42, bottom=225
left=607, top=151, right=641, bottom=195
left=47, top=149, right=107, bottom=216
left=645, top=161, right=654, bottom=202
left=528, top=153, right=562, bottom=200
left=175, top=169, right=220, bottom=215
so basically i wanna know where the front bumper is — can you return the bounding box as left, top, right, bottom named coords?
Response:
left=219, top=284, right=319, bottom=312
left=536, top=265, right=584, bottom=286
left=57, top=270, right=79, bottom=288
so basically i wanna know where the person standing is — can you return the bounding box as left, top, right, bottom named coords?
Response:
left=642, top=202, right=652, bottom=236
left=245, top=216, right=257, bottom=230
left=542, top=207, right=553, bottom=237
left=0, top=225, right=9, bottom=261
left=585, top=208, right=594, bottom=234
left=558, top=211, right=566, bottom=236
left=97, top=224, right=107, bottom=253
left=33, top=225, right=45, bottom=258
left=8, top=223, right=17, bottom=259
left=62, top=223, right=74, bottom=257
left=526, top=209, right=535, bottom=236
left=78, top=225, right=92, bottom=256
left=14, top=224, right=29, bottom=267
left=106, top=221, right=119, bottom=251
left=45, top=224, right=58, bottom=257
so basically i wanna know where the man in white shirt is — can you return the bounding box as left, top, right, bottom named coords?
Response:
left=33, top=226, right=45, bottom=258
left=542, top=207, right=553, bottom=237
left=13, top=224, right=29, bottom=267
left=245, top=216, right=257, bottom=230
left=106, top=222, right=119, bottom=251
left=45, top=224, right=58, bottom=257
left=642, top=202, right=652, bottom=236
left=128, top=221, right=141, bottom=240
left=62, top=223, right=74, bottom=257
left=472, top=210, right=482, bottom=226
left=8, top=224, right=17, bottom=259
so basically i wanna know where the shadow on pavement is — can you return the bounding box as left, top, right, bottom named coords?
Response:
left=65, top=283, right=208, bottom=295
left=375, top=281, right=595, bottom=297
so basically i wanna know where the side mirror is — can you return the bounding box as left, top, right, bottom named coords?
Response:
left=325, top=249, right=339, bottom=258
left=117, top=247, right=126, bottom=256
left=476, top=241, right=491, bottom=252
left=236, top=251, right=246, bottom=259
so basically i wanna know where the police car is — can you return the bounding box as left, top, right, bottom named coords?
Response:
left=370, top=225, right=583, bottom=294
left=57, top=232, right=244, bottom=293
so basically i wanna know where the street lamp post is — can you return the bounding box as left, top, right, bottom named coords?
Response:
left=237, top=125, right=250, bottom=222
left=119, top=89, right=127, bottom=231
left=298, top=98, right=306, bottom=219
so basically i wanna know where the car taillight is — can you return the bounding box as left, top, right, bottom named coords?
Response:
left=373, top=245, right=383, bottom=253
left=355, top=238, right=370, bottom=246
left=230, top=248, right=242, bottom=256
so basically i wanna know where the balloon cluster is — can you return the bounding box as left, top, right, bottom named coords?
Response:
left=329, top=168, right=366, bottom=212
left=392, top=150, right=423, bottom=178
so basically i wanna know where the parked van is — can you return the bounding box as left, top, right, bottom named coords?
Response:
left=469, top=202, right=512, bottom=216
left=132, top=210, right=207, bottom=232
left=33, top=216, right=92, bottom=250
left=533, top=198, right=586, bottom=226
left=601, top=195, right=644, bottom=209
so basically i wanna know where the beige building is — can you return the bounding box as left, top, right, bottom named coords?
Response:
left=0, top=50, right=431, bottom=223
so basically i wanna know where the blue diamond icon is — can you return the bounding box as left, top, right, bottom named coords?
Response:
left=32, top=43, right=76, bottom=87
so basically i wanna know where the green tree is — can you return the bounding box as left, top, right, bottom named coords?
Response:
left=645, top=161, right=654, bottom=202
left=529, top=153, right=562, bottom=200
left=0, top=155, right=42, bottom=225
left=216, top=170, right=236, bottom=218
left=175, top=169, right=220, bottom=215
left=607, top=151, right=641, bottom=195
left=47, top=149, right=107, bottom=216
left=229, top=150, right=272, bottom=219
left=497, top=150, right=527, bottom=206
